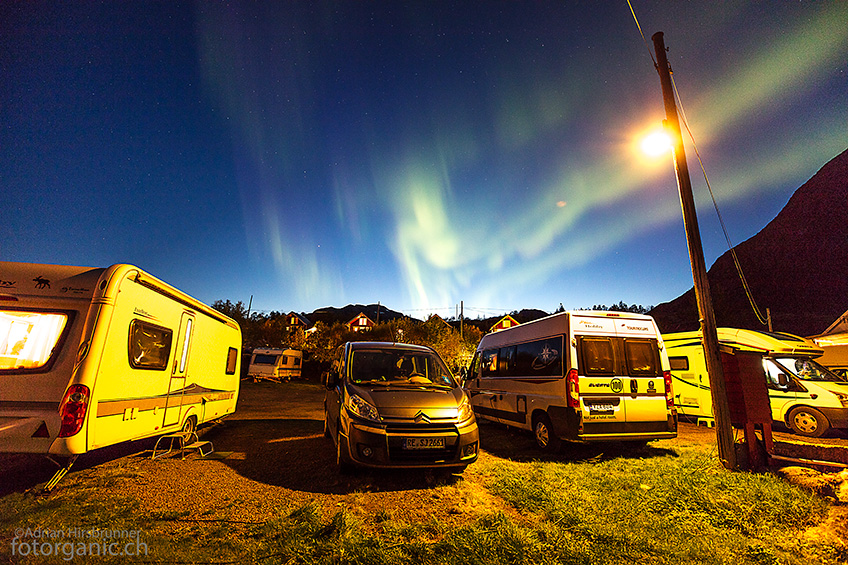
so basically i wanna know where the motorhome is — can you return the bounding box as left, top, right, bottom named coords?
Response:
left=663, top=328, right=848, bottom=437
left=0, top=262, right=242, bottom=458
left=464, top=311, right=677, bottom=451
left=248, top=348, right=302, bottom=381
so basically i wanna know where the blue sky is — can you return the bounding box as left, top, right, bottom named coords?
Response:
left=2, top=2, right=846, bottom=320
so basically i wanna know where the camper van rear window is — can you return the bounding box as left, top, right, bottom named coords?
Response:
left=0, top=309, right=69, bottom=371
left=128, top=320, right=173, bottom=370
left=581, top=338, right=616, bottom=375
left=624, top=339, right=659, bottom=376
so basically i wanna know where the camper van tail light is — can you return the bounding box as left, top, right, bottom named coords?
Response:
left=567, top=369, right=580, bottom=408
left=663, top=370, right=674, bottom=409
left=58, top=385, right=90, bottom=438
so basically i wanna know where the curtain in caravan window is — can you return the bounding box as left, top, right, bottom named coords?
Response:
left=0, top=310, right=68, bottom=370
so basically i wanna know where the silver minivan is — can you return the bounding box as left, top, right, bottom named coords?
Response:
left=323, top=342, right=479, bottom=473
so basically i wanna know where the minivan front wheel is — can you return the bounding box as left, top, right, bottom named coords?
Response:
left=787, top=406, right=830, bottom=438
left=336, top=433, right=355, bottom=474
left=533, top=413, right=561, bottom=453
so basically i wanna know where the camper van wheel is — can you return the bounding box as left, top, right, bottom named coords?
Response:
left=181, top=416, right=197, bottom=436
left=533, top=413, right=561, bottom=453
left=787, top=406, right=830, bottom=438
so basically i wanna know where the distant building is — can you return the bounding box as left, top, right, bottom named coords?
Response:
left=347, top=312, right=375, bottom=332
left=286, top=312, right=311, bottom=332
left=490, top=314, right=519, bottom=333
left=426, top=313, right=453, bottom=329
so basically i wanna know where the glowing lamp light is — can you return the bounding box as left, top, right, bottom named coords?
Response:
left=641, top=130, right=672, bottom=157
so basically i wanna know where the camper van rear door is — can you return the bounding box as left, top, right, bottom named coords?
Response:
left=163, top=312, right=194, bottom=428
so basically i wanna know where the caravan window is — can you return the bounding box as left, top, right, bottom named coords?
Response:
left=0, top=309, right=70, bottom=371
left=515, top=337, right=563, bottom=377
left=226, top=347, right=238, bottom=375
left=253, top=353, right=279, bottom=365
left=129, top=320, right=173, bottom=370
left=624, top=339, right=659, bottom=376
left=669, top=356, right=689, bottom=371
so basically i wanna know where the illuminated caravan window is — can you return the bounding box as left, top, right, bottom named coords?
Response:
left=0, top=310, right=69, bottom=371
left=129, top=320, right=173, bottom=370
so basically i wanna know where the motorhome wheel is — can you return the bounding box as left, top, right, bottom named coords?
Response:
left=787, top=406, right=830, bottom=438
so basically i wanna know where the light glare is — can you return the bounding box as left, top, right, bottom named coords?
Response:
left=641, top=131, right=672, bottom=157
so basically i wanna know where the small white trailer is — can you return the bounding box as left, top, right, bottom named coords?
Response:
left=247, top=348, right=303, bottom=381
left=0, top=262, right=242, bottom=470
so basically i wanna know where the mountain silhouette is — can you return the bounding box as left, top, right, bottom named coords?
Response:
left=650, top=147, right=848, bottom=337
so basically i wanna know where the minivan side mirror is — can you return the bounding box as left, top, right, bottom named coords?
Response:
left=777, top=373, right=789, bottom=387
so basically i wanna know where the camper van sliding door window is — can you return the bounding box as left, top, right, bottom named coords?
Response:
left=129, top=320, right=173, bottom=370
left=0, top=309, right=70, bottom=371
left=481, top=350, right=498, bottom=377
left=481, top=338, right=564, bottom=379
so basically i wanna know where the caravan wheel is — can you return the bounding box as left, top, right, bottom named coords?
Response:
left=181, top=416, right=197, bottom=436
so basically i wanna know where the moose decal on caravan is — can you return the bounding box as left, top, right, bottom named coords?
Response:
left=0, top=262, right=242, bottom=467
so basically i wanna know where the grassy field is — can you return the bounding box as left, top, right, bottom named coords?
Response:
left=2, top=440, right=845, bottom=564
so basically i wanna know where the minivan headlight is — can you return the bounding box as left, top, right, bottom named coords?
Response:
left=346, top=392, right=381, bottom=422
left=457, top=395, right=474, bottom=423
left=836, top=393, right=848, bottom=408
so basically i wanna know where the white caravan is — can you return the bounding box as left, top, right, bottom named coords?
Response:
left=464, top=311, right=677, bottom=451
left=248, top=348, right=303, bottom=381
left=0, top=262, right=242, bottom=458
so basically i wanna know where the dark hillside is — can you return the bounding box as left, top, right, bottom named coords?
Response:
left=650, top=148, right=848, bottom=337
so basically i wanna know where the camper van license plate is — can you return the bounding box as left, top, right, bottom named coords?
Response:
left=403, top=437, right=445, bottom=450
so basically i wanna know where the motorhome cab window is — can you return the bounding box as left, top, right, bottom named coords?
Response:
left=0, top=310, right=69, bottom=371
left=129, top=320, right=173, bottom=370
left=773, top=357, right=846, bottom=383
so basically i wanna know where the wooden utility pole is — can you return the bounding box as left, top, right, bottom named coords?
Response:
left=652, top=32, right=737, bottom=470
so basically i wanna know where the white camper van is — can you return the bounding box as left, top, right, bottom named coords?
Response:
left=0, top=262, right=242, bottom=458
left=248, top=348, right=302, bottom=381
left=664, top=328, right=848, bottom=437
left=464, top=311, right=677, bottom=451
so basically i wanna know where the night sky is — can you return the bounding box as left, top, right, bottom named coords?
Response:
left=3, top=2, right=846, bottom=320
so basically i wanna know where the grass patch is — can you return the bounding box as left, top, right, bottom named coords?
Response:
left=1, top=445, right=844, bottom=564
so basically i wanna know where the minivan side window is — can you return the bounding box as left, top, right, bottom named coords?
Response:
left=624, top=339, right=659, bottom=376
left=129, top=320, right=173, bottom=370
left=580, top=338, right=615, bottom=375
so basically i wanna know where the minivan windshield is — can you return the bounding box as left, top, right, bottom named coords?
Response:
left=350, top=349, right=456, bottom=388
left=773, top=357, right=847, bottom=383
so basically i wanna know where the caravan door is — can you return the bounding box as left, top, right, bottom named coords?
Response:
left=163, top=312, right=194, bottom=429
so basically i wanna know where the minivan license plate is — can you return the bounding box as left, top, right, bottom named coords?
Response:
left=403, top=437, right=444, bottom=450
